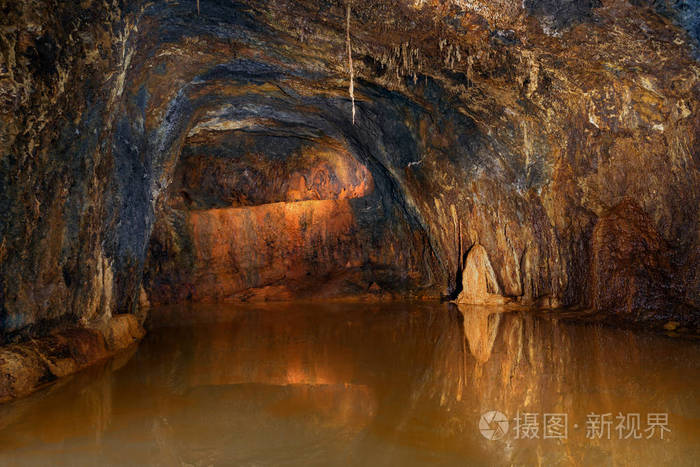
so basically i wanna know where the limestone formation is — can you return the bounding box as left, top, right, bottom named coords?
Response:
left=455, top=245, right=508, bottom=305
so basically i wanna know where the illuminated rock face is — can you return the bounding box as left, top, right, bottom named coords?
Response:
left=148, top=199, right=419, bottom=303
left=1, top=0, right=699, bottom=338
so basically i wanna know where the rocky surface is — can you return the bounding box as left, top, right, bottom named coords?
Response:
left=0, top=0, right=699, bottom=356
left=0, top=314, right=144, bottom=402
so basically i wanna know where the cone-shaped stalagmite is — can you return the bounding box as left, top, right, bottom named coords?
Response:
left=456, top=245, right=507, bottom=306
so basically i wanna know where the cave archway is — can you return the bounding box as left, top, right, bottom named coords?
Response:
left=99, top=2, right=449, bottom=307
left=140, top=84, right=442, bottom=304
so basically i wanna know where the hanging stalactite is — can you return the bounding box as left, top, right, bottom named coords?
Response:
left=346, top=2, right=355, bottom=125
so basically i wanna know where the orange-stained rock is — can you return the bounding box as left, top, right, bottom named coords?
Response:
left=189, top=200, right=357, bottom=301
left=146, top=197, right=435, bottom=304
left=0, top=315, right=144, bottom=403
left=102, top=314, right=146, bottom=352
left=170, top=134, right=374, bottom=210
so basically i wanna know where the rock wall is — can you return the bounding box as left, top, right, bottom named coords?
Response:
left=1, top=0, right=699, bottom=343
left=0, top=0, right=147, bottom=342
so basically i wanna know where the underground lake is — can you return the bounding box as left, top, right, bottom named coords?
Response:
left=0, top=302, right=698, bottom=466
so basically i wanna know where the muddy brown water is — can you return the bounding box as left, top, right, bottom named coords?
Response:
left=0, top=302, right=697, bottom=466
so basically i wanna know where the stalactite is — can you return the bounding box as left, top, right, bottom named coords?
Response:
left=346, top=3, right=355, bottom=125
left=197, top=0, right=200, bottom=15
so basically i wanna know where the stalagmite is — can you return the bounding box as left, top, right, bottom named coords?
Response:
left=455, top=244, right=507, bottom=306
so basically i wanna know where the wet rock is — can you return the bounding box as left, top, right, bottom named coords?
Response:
left=102, top=314, right=146, bottom=352
left=0, top=316, right=144, bottom=403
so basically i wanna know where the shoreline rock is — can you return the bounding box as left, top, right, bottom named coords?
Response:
left=0, top=314, right=144, bottom=404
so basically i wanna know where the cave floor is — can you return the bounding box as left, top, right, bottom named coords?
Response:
left=0, top=302, right=698, bottom=466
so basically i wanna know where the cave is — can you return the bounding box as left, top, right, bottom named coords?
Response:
left=141, top=82, right=440, bottom=304
left=0, top=0, right=699, bottom=464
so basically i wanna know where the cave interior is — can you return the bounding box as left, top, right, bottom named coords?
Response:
left=0, top=0, right=699, bottom=424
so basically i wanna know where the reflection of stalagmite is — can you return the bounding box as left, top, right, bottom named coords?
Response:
left=455, top=244, right=507, bottom=305
left=457, top=304, right=503, bottom=363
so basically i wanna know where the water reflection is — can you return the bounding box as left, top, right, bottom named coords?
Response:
left=461, top=306, right=503, bottom=363
left=0, top=302, right=697, bottom=466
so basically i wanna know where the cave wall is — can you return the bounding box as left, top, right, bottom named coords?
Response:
left=1, top=0, right=699, bottom=341
left=0, top=0, right=144, bottom=341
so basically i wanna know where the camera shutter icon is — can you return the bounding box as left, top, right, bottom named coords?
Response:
left=479, top=411, right=509, bottom=440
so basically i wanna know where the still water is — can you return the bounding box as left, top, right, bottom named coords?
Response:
left=0, top=302, right=698, bottom=466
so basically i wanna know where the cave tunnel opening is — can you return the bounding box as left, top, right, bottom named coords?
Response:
left=141, top=91, right=441, bottom=305
left=111, top=15, right=451, bottom=307
left=103, top=2, right=457, bottom=312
